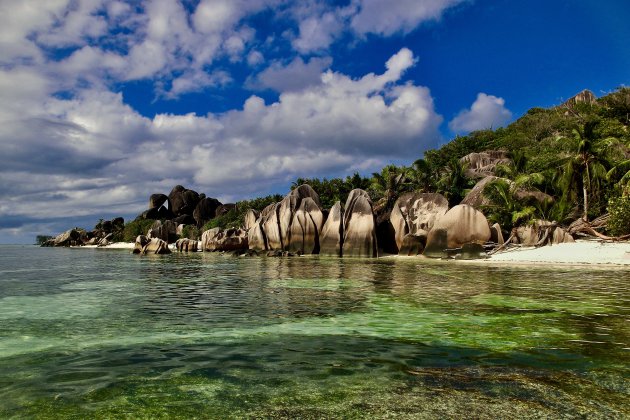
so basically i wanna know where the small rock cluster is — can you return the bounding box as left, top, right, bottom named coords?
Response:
left=42, top=217, right=124, bottom=247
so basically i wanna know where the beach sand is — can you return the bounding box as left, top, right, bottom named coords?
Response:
left=486, top=240, right=630, bottom=266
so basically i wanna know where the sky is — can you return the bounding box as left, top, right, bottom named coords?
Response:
left=1, top=0, right=629, bottom=244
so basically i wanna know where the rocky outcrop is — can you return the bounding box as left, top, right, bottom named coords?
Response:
left=133, top=235, right=171, bottom=254
left=490, top=223, right=504, bottom=245
left=215, top=204, right=236, bottom=218
left=342, top=189, right=378, bottom=258
left=515, top=220, right=574, bottom=246
left=460, top=151, right=511, bottom=179
left=319, top=201, right=344, bottom=256
left=148, top=220, right=178, bottom=244
left=244, top=209, right=259, bottom=232
left=399, top=233, right=425, bottom=256
left=287, top=197, right=324, bottom=254
left=149, top=194, right=169, bottom=210
left=278, top=184, right=322, bottom=250
left=176, top=238, right=199, bottom=252
left=49, top=228, right=84, bottom=247
left=193, top=197, right=222, bottom=228
left=262, top=203, right=283, bottom=250
left=424, top=204, right=491, bottom=258
left=389, top=192, right=449, bottom=252
left=169, top=185, right=201, bottom=218
left=462, top=176, right=554, bottom=209
left=201, top=228, right=248, bottom=252
left=247, top=219, right=268, bottom=251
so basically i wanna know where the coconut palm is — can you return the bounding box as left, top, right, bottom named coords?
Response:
left=558, top=122, right=618, bottom=221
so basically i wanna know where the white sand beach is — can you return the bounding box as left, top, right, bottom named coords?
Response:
left=487, top=240, right=630, bottom=266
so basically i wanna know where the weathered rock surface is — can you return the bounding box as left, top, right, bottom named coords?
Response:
left=149, top=194, right=169, bottom=210
left=278, top=184, right=322, bottom=250
left=460, top=151, right=511, bottom=179
left=247, top=219, right=268, bottom=251
left=399, top=233, right=426, bottom=256
left=244, top=209, right=260, bottom=232
left=133, top=235, right=171, bottom=254
left=52, top=228, right=83, bottom=246
left=215, top=204, right=236, bottom=218
left=193, top=197, right=222, bottom=228
left=342, top=189, right=378, bottom=258
left=148, top=220, right=178, bottom=244
left=176, top=238, right=199, bottom=252
left=515, top=220, right=575, bottom=246
left=319, top=201, right=344, bottom=257
left=462, top=176, right=554, bottom=209
left=169, top=185, right=201, bottom=217
left=262, top=203, right=283, bottom=250
left=201, top=228, right=248, bottom=252
left=287, top=197, right=324, bottom=254
left=424, top=204, right=491, bottom=257
left=490, top=223, right=505, bottom=245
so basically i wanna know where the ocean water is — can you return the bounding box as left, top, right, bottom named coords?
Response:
left=0, top=245, right=628, bottom=418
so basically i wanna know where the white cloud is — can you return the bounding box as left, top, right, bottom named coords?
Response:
left=292, top=12, right=344, bottom=53
left=0, top=49, right=442, bottom=242
left=449, top=93, right=513, bottom=134
left=351, top=0, right=465, bottom=36
left=247, top=56, right=333, bottom=92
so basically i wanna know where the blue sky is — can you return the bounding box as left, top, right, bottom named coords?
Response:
left=0, top=0, right=629, bottom=243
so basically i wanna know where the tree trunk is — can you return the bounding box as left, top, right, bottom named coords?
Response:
left=582, top=185, right=589, bottom=222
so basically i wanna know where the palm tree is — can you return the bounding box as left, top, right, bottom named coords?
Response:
left=369, top=165, right=413, bottom=209
left=482, top=178, right=537, bottom=230
left=436, top=158, right=472, bottom=206
left=558, top=122, right=617, bottom=221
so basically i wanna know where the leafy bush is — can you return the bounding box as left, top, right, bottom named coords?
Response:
left=607, top=194, right=630, bottom=236
left=181, top=224, right=201, bottom=240
left=122, top=219, right=156, bottom=242
left=201, top=194, right=283, bottom=232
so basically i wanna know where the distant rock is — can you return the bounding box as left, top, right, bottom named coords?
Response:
left=201, top=228, right=248, bottom=252
left=460, top=151, right=511, bottom=179
left=149, top=194, right=169, bottom=210
left=462, top=176, right=553, bottom=209
left=215, top=204, right=236, bottom=218
left=169, top=185, right=201, bottom=217
left=193, top=197, right=222, bottom=228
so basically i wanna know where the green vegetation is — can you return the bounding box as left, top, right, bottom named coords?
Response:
left=607, top=194, right=630, bottom=236
left=202, top=194, right=283, bottom=231
left=35, top=235, right=53, bottom=245
left=277, top=87, right=630, bottom=235
left=122, top=219, right=156, bottom=242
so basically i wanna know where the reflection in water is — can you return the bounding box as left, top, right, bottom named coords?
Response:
left=0, top=246, right=628, bottom=418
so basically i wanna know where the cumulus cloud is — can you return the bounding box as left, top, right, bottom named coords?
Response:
left=247, top=56, right=333, bottom=92
left=0, top=49, right=442, bottom=242
left=350, top=0, right=465, bottom=36
left=448, top=93, right=513, bottom=134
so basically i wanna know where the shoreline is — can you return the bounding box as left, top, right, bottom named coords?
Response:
left=72, top=240, right=630, bottom=266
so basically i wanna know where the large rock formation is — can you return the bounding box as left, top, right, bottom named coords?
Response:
left=277, top=184, right=322, bottom=251
left=133, top=235, right=171, bottom=254
left=175, top=238, right=199, bottom=252
left=168, top=185, right=201, bottom=218
left=287, top=197, right=324, bottom=254
left=201, top=228, right=248, bottom=252
left=262, top=203, right=283, bottom=250
left=460, top=151, right=511, bottom=179
left=424, top=204, right=491, bottom=257
left=148, top=220, right=178, bottom=244
left=149, top=194, right=169, bottom=210
left=390, top=192, right=449, bottom=251
left=515, top=220, right=575, bottom=246
left=342, top=189, right=378, bottom=258
left=462, top=176, right=553, bottom=209
left=244, top=209, right=260, bottom=232
left=247, top=218, right=268, bottom=251
left=319, top=201, right=344, bottom=257
left=193, top=197, right=222, bottom=228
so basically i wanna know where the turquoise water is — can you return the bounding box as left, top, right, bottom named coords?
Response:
left=0, top=245, right=628, bottom=418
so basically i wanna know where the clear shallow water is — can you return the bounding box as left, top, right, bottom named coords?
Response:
left=0, top=245, right=628, bottom=418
